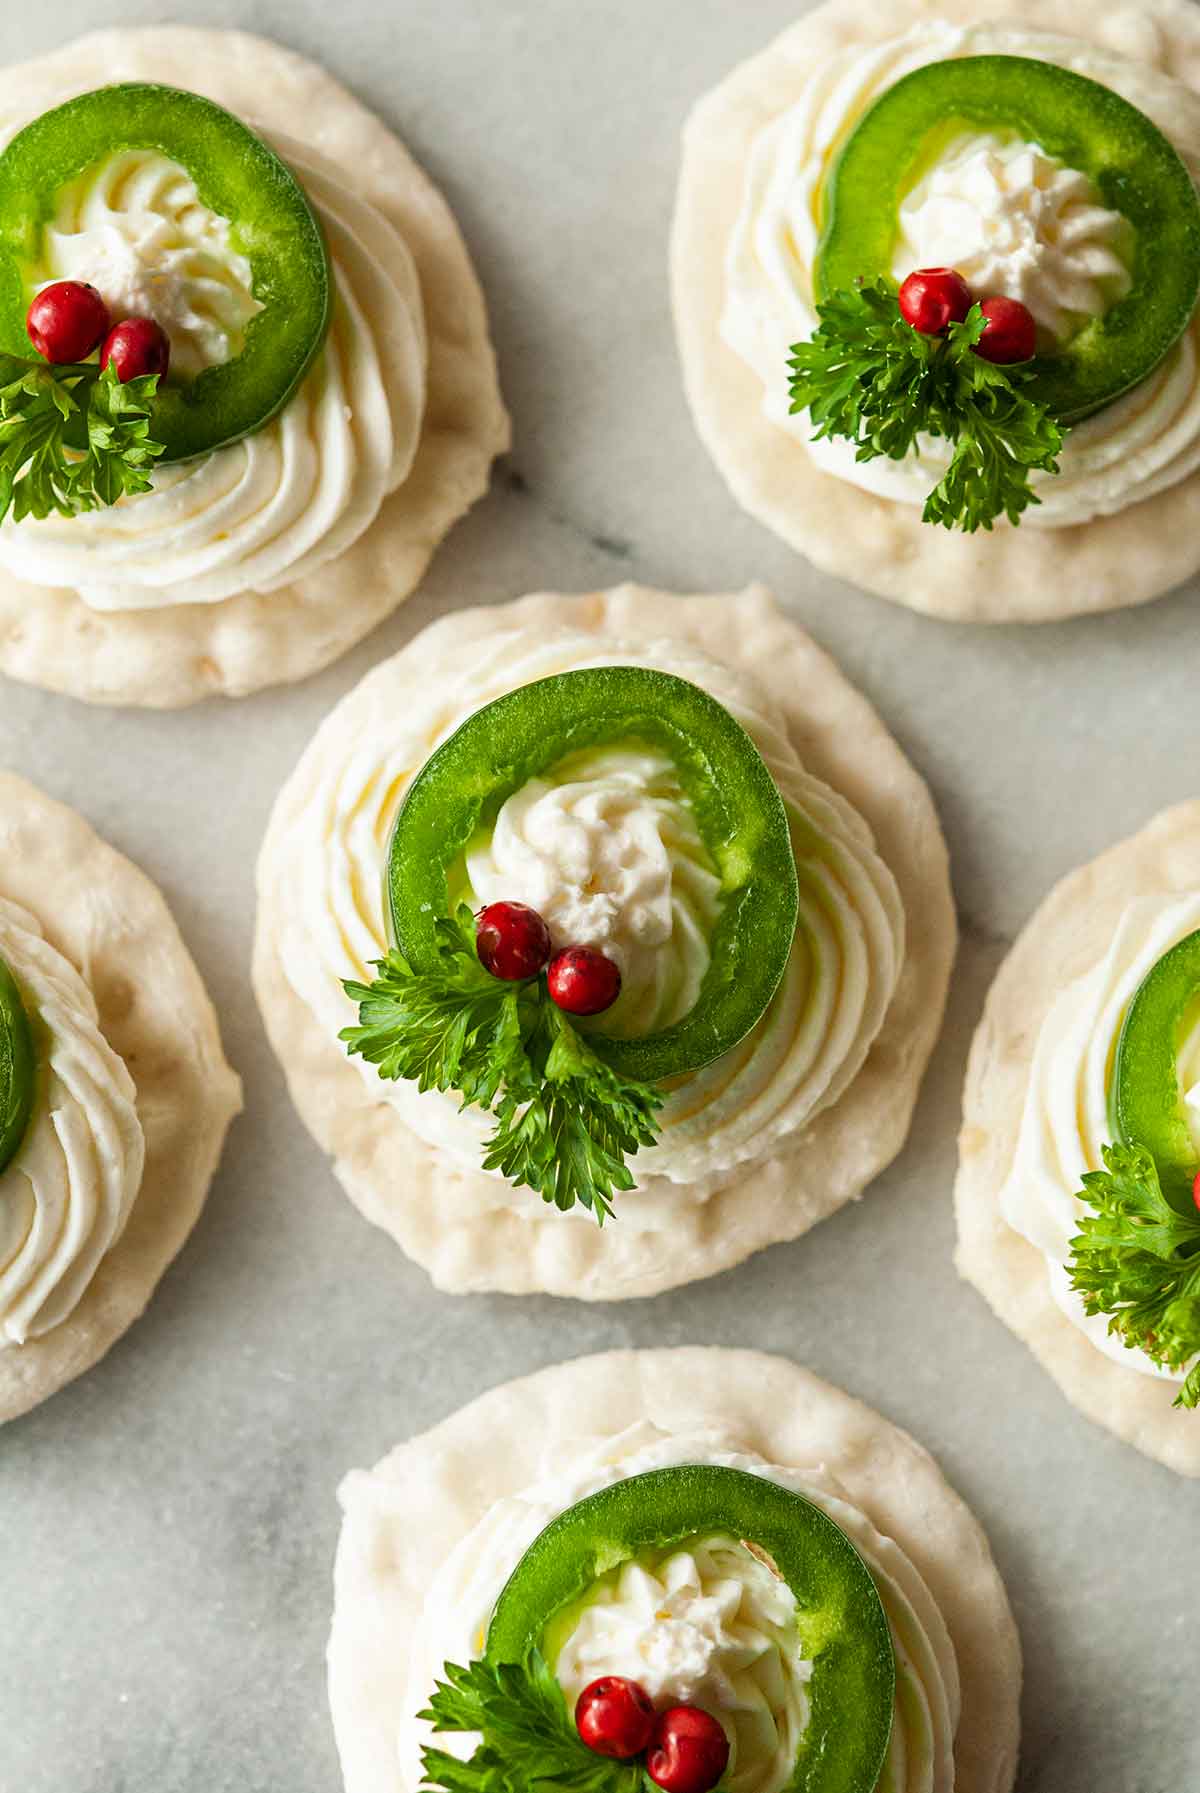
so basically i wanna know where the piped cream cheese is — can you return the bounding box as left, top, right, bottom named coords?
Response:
left=467, top=744, right=721, bottom=1037
left=31, top=147, right=261, bottom=377
left=0, top=896, right=144, bottom=1345
left=554, top=1537, right=811, bottom=1793
left=892, top=132, right=1131, bottom=343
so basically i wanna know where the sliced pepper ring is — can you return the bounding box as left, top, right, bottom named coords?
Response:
left=486, top=1465, right=895, bottom=1793
left=386, top=665, right=800, bottom=1084
left=0, top=83, right=332, bottom=461
left=816, top=55, right=1200, bottom=422
left=0, top=951, right=35, bottom=1175
left=1112, top=927, right=1200, bottom=1206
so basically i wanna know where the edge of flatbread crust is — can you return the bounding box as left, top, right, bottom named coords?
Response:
left=670, top=0, right=1200, bottom=622
left=327, top=1347, right=1021, bottom=1793
left=0, top=27, right=510, bottom=706
left=955, top=799, right=1200, bottom=1476
left=253, top=582, right=956, bottom=1302
left=0, top=772, right=241, bottom=1422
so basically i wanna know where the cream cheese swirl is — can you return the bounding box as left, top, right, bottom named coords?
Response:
left=375, top=1420, right=958, bottom=1793
left=0, top=135, right=427, bottom=609
left=893, top=133, right=1130, bottom=342
left=555, top=1536, right=811, bottom=1793
left=267, top=624, right=904, bottom=1213
left=468, top=744, right=722, bottom=1036
left=33, top=146, right=262, bottom=377
left=1000, top=890, right=1200, bottom=1382
left=0, top=896, right=144, bottom=1345
left=722, top=22, right=1200, bottom=528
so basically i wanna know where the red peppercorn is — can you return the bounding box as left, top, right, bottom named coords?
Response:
left=26, top=280, right=111, bottom=364
left=100, top=316, right=171, bottom=383
left=475, top=901, right=553, bottom=981
left=973, top=295, right=1038, bottom=365
left=646, top=1707, right=730, bottom=1793
left=575, top=1677, right=656, bottom=1760
left=546, top=945, right=622, bottom=1016
left=897, top=267, right=973, bottom=336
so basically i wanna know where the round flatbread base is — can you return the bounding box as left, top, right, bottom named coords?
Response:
left=671, top=0, right=1200, bottom=622
left=254, top=582, right=955, bottom=1301
left=327, top=1347, right=1020, bottom=1793
left=0, top=28, right=509, bottom=706
left=0, top=774, right=241, bottom=1422
left=956, top=801, right=1200, bottom=1475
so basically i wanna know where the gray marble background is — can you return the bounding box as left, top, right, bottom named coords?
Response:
left=1, top=4, right=1197, bottom=1790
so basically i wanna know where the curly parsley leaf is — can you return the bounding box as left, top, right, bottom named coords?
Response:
left=0, top=356, right=164, bottom=526
left=481, top=998, right=661, bottom=1221
left=341, top=907, right=530, bottom=1109
left=341, top=907, right=662, bottom=1222
left=1068, top=1142, right=1200, bottom=1408
left=787, top=281, right=1064, bottom=533
left=420, top=1654, right=649, bottom=1793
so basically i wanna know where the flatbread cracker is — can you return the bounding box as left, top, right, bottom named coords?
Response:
left=327, top=1348, right=1020, bottom=1793
left=0, top=773, right=241, bottom=1422
left=254, top=583, right=955, bottom=1301
left=955, top=801, right=1200, bottom=1476
left=671, top=0, right=1200, bottom=622
left=0, top=28, right=509, bottom=706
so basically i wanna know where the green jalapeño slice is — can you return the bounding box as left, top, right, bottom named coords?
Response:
left=1112, top=928, right=1200, bottom=1206
left=0, top=951, right=35, bottom=1175
left=0, top=84, right=332, bottom=461
left=816, top=55, right=1200, bottom=422
left=386, top=666, right=801, bottom=1084
left=487, top=1465, right=895, bottom=1793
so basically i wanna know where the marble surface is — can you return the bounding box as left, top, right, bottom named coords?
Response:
left=1, top=3, right=1197, bottom=1791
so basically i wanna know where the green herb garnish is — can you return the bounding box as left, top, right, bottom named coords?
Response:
left=1068, top=1142, right=1200, bottom=1408
left=420, top=1653, right=648, bottom=1793
left=0, top=355, right=164, bottom=525
left=787, top=280, right=1064, bottom=533
left=341, top=906, right=663, bottom=1222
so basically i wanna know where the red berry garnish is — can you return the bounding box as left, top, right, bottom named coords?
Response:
left=26, top=280, right=110, bottom=364
left=100, top=316, right=171, bottom=382
left=575, top=1677, right=656, bottom=1760
left=475, top=901, right=552, bottom=981
left=1192, top=1169, right=1200, bottom=1214
left=646, top=1706, right=730, bottom=1793
left=897, top=267, right=973, bottom=336
left=973, top=295, right=1037, bottom=365
left=547, top=946, right=622, bottom=1016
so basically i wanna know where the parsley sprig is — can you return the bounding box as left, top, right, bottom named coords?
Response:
left=341, top=906, right=663, bottom=1222
left=787, top=281, right=1064, bottom=533
left=1068, top=1143, right=1200, bottom=1408
left=0, top=354, right=164, bottom=525
left=420, top=1654, right=650, bottom=1793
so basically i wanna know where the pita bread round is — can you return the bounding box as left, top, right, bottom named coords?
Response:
left=0, top=773, right=241, bottom=1423
left=254, top=583, right=955, bottom=1301
left=671, top=0, right=1200, bottom=622
left=327, top=1347, right=1020, bottom=1793
left=956, top=801, right=1200, bottom=1476
left=0, top=28, right=508, bottom=707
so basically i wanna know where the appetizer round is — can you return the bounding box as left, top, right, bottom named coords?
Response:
left=956, top=802, right=1200, bottom=1476
left=672, top=0, right=1200, bottom=621
left=0, top=28, right=508, bottom=706
left=0, top=773, right=240, bottom=1423
left=253, top=583, right=955, bottom=1301
left=327, top=1348, right=1021, bottom=1793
